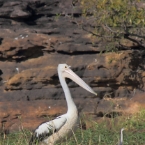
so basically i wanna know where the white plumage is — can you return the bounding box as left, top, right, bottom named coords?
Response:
left=35, top=115, right=67, bottom=137
left=29, top=64, right=97, bottom=145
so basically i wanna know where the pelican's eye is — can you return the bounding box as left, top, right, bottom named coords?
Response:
left=65, top=66, right=67, bottom=68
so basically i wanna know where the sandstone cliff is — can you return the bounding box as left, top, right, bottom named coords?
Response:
left=0, top=0, right=145, bottom=133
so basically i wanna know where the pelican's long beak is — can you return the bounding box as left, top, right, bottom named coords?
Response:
left=64, top=68, right=97, bottom=96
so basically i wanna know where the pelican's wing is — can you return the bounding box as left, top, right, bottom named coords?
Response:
left=29, top=115, right=67, bottom=145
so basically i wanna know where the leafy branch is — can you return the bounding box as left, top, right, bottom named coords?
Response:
left=80, top=0, right=145, bottom=50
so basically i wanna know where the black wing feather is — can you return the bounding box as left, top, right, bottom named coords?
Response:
left=29, top=129, right=56, bottom=145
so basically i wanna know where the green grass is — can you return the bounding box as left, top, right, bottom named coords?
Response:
left=0, top=130, right=30, bottom=145
left=1, top=109, right=145, bottom=145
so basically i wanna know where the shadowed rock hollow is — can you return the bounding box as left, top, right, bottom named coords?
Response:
left=0, top=0, right=145, bottom=133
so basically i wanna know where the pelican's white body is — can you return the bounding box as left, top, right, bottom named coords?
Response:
left=29, top=64, right=97, bottom=145
left=40, top=112, right=78, bottom=145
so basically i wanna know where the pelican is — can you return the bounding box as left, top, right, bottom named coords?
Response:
left=118, top=128, right=125, bottom=145
left=29, top=64, right=97, bottom=145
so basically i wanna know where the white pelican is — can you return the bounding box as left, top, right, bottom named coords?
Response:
left=118, top=128, right=125, bottom=145
left=29, top=64, right=97, bottom=145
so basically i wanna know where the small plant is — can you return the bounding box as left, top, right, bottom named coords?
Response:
left=54, top=13, right=61, bottom=21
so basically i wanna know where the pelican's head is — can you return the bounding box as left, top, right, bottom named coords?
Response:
left=121, top=128, right=125, bottom=132
left=58, top=64, right=71, bottom=72
left=58, top=64, right=97, bottom=96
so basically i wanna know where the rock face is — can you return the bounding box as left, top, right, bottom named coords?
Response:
left=0, top=0, right=145, bottom=133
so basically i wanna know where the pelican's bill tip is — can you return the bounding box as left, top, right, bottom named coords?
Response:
left=95, top=92, right=97, bottom=96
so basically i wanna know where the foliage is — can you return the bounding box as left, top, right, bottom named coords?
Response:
left=80, top=0, right=145, bottom=50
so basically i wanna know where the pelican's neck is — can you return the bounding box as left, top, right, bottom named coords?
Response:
left=59, top=73, right=77, bottom=114
left=120, top=130, right=123, bottom=144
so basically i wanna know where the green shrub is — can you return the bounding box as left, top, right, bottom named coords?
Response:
left=80, top=0, right=145, bottom=50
